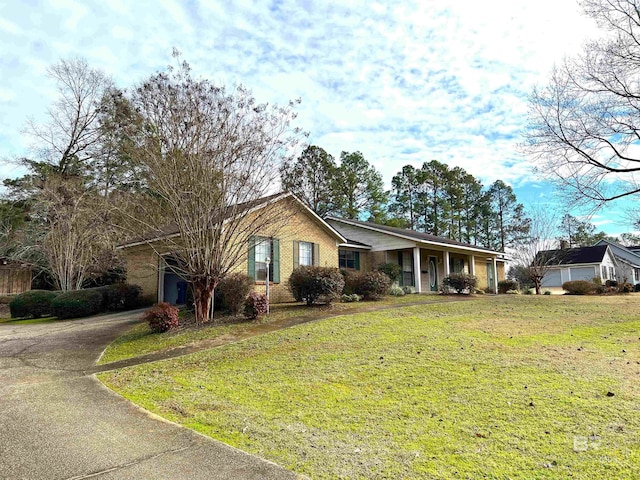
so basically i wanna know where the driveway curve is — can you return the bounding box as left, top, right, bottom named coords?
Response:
left=0, top=311, right=296, bottom=480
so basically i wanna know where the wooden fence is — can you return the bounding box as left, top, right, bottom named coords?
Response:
left=0, top=267, right=32, bottom=295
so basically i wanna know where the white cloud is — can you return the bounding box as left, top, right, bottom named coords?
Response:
left=0, top=0, right=629, bottom=230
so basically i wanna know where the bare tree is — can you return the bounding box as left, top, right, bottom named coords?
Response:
left=524, top=0, right=640, bottom=207
left=35, top=176, right=107, bottom=291
left=122, top=54, right=301, bottom=323
left=510, top=206, right=560, bottom=294
left=25, top=58, right=112, bottom=177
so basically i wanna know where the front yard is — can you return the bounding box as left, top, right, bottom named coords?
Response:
left=99, top=295, right=640, bottom=479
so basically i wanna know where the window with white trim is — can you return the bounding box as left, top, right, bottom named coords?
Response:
left=299, top=241, right=313, bottom=266
left=255, top=238, right=273, bottom=282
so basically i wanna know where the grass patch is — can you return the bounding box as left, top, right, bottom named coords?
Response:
left=98, top=294, right=447, bottom=365
left=99, top=295, right=640, bottom=478
left=0, top=316, right=57, bottom=325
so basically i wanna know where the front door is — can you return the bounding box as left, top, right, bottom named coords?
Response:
left=487, top=262, right=495, bottom=293
left=429, top=256, right=438, bottom=292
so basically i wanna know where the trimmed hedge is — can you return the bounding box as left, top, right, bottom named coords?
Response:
left=352, top=271, right=392, bottom=300
left=289, top=266, right=345, bottom=306
left=143, top=303, right=179, bottom=333
left=498, top=279, right=519, bottom=294
left=51, top=289, right=104, bottom=319
left=562, top=280, right=596, bottom=295
left=9, top=290, right=60, bottom=318
left=442, top=273, right=478, bottom=294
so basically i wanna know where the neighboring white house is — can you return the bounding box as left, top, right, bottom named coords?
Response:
left=539, top=245, right=618, bottom=292
left=593, top=239, right=640, bottom=285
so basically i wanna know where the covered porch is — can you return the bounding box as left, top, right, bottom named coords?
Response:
left=386, top=247, right=500, bottom=293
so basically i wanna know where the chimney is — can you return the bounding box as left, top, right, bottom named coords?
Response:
left=560, top=239, right=569, bottom=249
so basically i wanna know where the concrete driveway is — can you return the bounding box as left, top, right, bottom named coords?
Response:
left=0, top=312, right=296, bottom=480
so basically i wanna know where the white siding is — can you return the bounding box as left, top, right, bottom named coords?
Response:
left=327, top=221, right=415, bottom=251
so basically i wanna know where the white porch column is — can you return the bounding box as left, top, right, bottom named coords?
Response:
left=413, top=247, right=421, bottom=293
left=444, top=251, right=450, bottom=276
left=492, top=257, right=498, bottom=294
left=470, top=255, right=475, bottom=275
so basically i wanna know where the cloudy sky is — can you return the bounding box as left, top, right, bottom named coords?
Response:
left=0, top=0, right=633, bottom=233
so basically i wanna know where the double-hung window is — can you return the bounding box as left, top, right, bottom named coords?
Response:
left=299, top=241, right=313, bottom=266
left=250, top=236, right=280, bottom=283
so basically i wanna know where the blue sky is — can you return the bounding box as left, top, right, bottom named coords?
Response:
left=0, top=0, right=635, bottom=234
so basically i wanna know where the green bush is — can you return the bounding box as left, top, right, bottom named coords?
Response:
left=101, top=283, right=142, bottom=311
left=543, top=291, right=552, bottom=295
left=354, top=271, right=391, bottom=300
left=143, top=302, right=179, bottom=333
left=523, top=288, right=533, bottom=295
left=9, top=290, right=60, bottom=318
left=442, top=273, right=478, bottom=294
left=506, top=289, right=520, bottom=295
left=498, top=279, right=519, bottom=294
left=244, top=292, right=268, bottom=319
left=377, top=263, right=402, bottom=284
left=341, top=293, right=360, bottom=303
left=402, top=286, right=416, bottom=294
left=51, top=289, right=104, bottom=319
left=389, top=285, right=405, bottom=296
left=605, top=279, right=618, bottom=288
left=562, top=280, right=596, bottom=295
left=342, top=270, right=360, bottom=295
left=475, top=289, right=485, bottom=295
left=635, top=283, right=640, bottom=292
left=289, top=266, right=345, bottom=306
left=218, top=273, right=254, bottom=315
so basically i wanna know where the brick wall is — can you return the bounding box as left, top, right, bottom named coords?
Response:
left=122, top=197, right=341, bottom=305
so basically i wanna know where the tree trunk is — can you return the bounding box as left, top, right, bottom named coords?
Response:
left=192, top=279, right=216, bottom=324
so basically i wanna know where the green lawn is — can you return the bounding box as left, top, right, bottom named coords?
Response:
left=0, top=316, right=57, bottom=325
left=99, top=295, right=640, bottom=479
left=98, top=294, right=449, bottom=365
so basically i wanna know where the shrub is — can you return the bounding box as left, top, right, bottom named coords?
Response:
left=402, top=286, right=416, bottom=294
left=523, top=288, right=533, bottom=295
left=101, top=283, right=142, bottom=311
left=506, top=289, right=520, bottom=295
left=289, top=266, right=345, bottom=306
left=389, top=285, right=405, bottom=296
left=354, top=271, right=391, bottom=300
left=9, top=290, right=60, bottom=318
left=51, top=289, right=104, bottom=319
left=475, top=289, right=485, bottom=295
left=635, top=283, right=640, bottom=292
left=619, top=282, right=634, bottom=294
left=341, top=293, right=360, bottom=303
left=342, top=270, right=361, bottom=295
left=377, top=263, right=402, bottom=284
left=442, top=273, right=477, bottom=294
left=562, top=280, right=596, bottom=295
left=605, top=279, right=618, bottom=288
left=143, top=302, right=179, bottom=333
left=498, top=279, right=519, bottom=294
left=244, top=292, right=268, bottom=319
left=543, top=290, right=552, bottom=295
left=218, top=273, right=254, bottom=315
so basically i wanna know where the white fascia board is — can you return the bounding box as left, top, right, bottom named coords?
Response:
left=327, top=217, right=502, bottom=256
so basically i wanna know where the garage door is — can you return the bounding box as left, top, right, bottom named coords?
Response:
left=569, top=266, right=596, bottom=282
left=542, top=270, right=562, bottom=287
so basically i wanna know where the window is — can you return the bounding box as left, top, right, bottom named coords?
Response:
left=249, top=236, right=280, bottom=283
left=255, top=238, right=273, bottom=282
left=339, top=249, right=360, bottom=270
left=449, top=257, right=465, bottom=274
left=601, top=266, right=608, bottom=280
left=299, top=241, right=313, bottom=266
left=609, top=266, right=616, bottom=280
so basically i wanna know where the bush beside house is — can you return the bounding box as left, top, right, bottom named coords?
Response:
left=143, top=303, right=179, bottom=333
left=442, top=273, right=477, bottom=294
left=51, top=290, right=104, bottom=319
left=9, top=290, right=61, bottom=318
left=289, top=266, right=345, bottom=306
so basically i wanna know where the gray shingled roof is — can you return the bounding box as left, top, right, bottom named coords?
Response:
left=327, top=216, right=501, bottom=254
left=536, top=245, right=609, bottom=266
